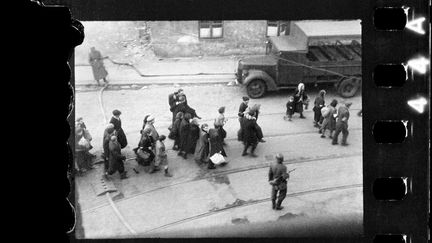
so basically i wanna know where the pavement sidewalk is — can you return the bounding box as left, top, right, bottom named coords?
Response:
left=75, top=56, right=241, bottom=86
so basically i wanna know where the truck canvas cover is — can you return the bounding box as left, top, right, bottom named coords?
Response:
left=270, top=20, right=361, bottom=52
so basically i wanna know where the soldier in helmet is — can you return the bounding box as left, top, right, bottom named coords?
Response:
left=268, top=153, right=290, bottom=210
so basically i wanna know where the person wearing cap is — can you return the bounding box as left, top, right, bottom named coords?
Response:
left=169, top=90, right=180, bottom=123
left=268, top=153, right=289, bottom=210
left=241, top=110, right=260, bottom=157
left=102, top=123, right=116, bottom=173
left=194, top=123, right=210, bottom=164
left=313, top=90, right=326, bottom=128
left=106, top=135, right=127, bottom=179
left=110, top=109, right=128, bottom=149
left=332, top=101, right=352, bottom=146
left=293, top=83, right=309, bottom=119
left=237, top=97, right=249, bottom=141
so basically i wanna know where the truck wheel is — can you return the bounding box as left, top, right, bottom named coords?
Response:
left=338, top=77, right=359, bottom=98
left=247, top=79, right=266, bottom=98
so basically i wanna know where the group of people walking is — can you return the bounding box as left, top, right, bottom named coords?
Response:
left=284, top=83, right=353, bottom=146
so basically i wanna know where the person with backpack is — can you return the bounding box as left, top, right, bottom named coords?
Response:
left=319, top=99, right=338, bottom=138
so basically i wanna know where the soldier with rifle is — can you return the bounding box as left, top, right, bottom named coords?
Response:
left=268, top=153, right=295, bottom=210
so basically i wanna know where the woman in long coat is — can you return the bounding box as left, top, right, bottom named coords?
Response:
left=186, top=118, right=200, bottom=154
left=241, top=111, right=260, bottom=157
left=178, top=113, right=192, bottom=159
left=208, top=127, right=227, bottom=169
left=169, top=112, right=183, bottom=150
left=194, top=123, right=210, bottom=164
left=293, top=83, right=309, bottom=118
left=107, top=135, right=127, bottom=179
left=319, top=99, right=338, bottom=138
left=88, top=47, right=108, bottom=86
left=110, top=109, right=128, bottom=149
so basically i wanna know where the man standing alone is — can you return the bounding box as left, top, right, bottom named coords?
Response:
left=332, top=101, right=352, bottom=146
left=88, top=47, right=109, bottom=86
left=268, top=153, right=289, bottom=210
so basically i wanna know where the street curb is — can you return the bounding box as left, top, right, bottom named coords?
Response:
left=75, top=81, right=238, bottom=91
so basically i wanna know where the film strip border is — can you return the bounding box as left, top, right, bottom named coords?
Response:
left=35, top=0, right=430, bottom=241
left=365, top=1, right=430, bottom=243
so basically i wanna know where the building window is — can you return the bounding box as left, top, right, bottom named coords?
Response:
left=267, top=21, right=291, bottom=36
left=199, top=21, right=223, bottom=39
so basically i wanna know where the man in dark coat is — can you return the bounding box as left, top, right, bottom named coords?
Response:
left=332, top=102, right=352, bottom=146
left=106, top=135, right=127, bottom=179
left=102, top=123, right=116, bottom=173
left=241, top=110, right=260, bottom=157
left=110, top=109, right=128, bottom=149
left=313, top=90, right=326, bottom=127
left=178, top=113, right=192, bottom=159
left=88, top=47, right=108, bottom=86
left=169, top=90, right=179, bottom=123
left=268, top=153, right=289, bottom=210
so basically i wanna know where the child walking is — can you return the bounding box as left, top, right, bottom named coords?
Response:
left=156, top=135, right=173, bottom=177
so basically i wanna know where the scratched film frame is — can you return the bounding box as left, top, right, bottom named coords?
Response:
left=64, top=0, right=429, bottom=242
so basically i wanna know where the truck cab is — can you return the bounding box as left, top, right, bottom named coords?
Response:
left=236, top=20, right=362, bottom=98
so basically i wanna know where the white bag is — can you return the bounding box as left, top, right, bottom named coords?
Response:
left=321, top=106, right=330, bottom=117
left=78, top=136, right=90, bottom=149
left=210, top=152, right=226, bottom=165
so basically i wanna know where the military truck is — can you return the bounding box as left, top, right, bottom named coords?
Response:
left=236, top=20, right=362, bottom=98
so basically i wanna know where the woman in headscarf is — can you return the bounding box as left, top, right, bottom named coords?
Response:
left=186, top=118, right=201, bottom=154
left=178, top=113, right=192, bottom=159
left=102, top=123, right=116, bottom=173
left=110, top=109, right=128, bottom=149
left=208, top=126, right=227, bottom=169
left=136, top=127, right=156, bottom=171
left=169, top=112, right=183, bottom=150
left=194, top=123, right=210, bottom=164
left=293, top=83, right=309, bottom=119
left=214, top=106, right=227, bottom=144
left=313, top=90, right=326, bottom=127
left=75, top=125, right=94, bottom=174
left=319, top=99, right=338, bottom=138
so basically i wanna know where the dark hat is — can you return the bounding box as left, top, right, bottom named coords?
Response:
left=112, top=109, right=121, bottom=116
left=218, top=106, right=225, bottom=114
left=159, top=135, right=166, bottom=141
left=106, top=127, right=115, bottom=134
left=275, top=153, right=284, bottom=162
left=242, top=96, right=250, bottom=101
left=248, top=110, right=255, bottom=116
